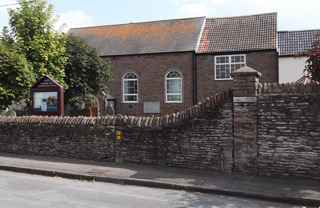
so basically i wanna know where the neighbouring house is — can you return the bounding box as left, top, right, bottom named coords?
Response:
left=278, top=30, right=320, bottom=83
left=69, top=13, right=278, bottom=115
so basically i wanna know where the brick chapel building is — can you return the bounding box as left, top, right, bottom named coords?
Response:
left=69, top=13, right=278, bottom=115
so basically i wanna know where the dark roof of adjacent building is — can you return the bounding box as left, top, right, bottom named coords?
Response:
left=32, top=75, right=63, bottom=89
left=69, top=17, right=205, bottom=56
left=278, top=30, right=320, bottom=56
left=197, top=13, right=277, bottom=53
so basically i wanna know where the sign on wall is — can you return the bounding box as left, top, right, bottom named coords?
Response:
left=143, top=102, right=160, bottom=114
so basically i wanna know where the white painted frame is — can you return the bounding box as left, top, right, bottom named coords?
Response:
left=215, top=54, right=246, bottom=80
left=122, top=72, right=139, bottom=103
left=165, top=71, right=183, bottom=104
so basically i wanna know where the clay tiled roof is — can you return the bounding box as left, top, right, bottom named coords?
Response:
left=69, top=17, right=205, bottom=56
left=278, top=30, right=320, bottom=56
left=197, top=13, right=277, bottom=53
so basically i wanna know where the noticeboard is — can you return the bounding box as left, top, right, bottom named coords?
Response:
left=31, top=76, right=64, bottom=116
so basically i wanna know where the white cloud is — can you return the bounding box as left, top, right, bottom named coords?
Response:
left=175, top=0, right=225, bottom=5
left=174, top=0, right=224, bottom=17
left=0, top=5, right=93, bottom=32
left=173, top=0, right=320, bottom=30
left=243, top=0, right=320, bottom=30
left=55, top=10, right=94, bottom=32
left=0, top=4, right=94, bottom=32
left=178, top=2, right=209, bottom=17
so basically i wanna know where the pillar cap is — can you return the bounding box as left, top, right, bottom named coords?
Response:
left=231, top=66, right=262, bottom=77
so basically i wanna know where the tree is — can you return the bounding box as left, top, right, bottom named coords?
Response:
left=0, top=43, right=35, bottom=111
left=0, top=27, right=14, bottom=46
left=64, top=36, right=112, bottom=115
left=305, top=38, right=320, bottom=82
left=7, top=0, right=67, bottom=85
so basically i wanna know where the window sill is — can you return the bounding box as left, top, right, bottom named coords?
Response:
left=122, top=101, right=139, bottom=104
left=215, top=78, right=233, bottom=81
left=165, top=101, right=183, bottom=104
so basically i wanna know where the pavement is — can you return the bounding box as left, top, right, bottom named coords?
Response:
left=0, top=170, right=299, bottom=208
left=0, top=154, right=319, bottom=207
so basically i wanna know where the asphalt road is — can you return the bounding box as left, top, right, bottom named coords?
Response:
left=0, top=170, right=301, bottom=208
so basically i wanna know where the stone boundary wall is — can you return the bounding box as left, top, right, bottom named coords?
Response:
left=260, top=82, right=320, bottom=95
left=257, top=92, right=320, bottom=179
left=0, top=92, right=234, bottom=171
left=0, top=124, right=116, bottom=161
left=117, top=103, right=233, bottom=171
left=0, top=91, right=230, bottom=129
left=0, top=73, right=320, bottom=179
left=231, top=67, right=320, bottom=180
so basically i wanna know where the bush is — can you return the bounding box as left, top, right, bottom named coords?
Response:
left=0, top=43, right=35, bottom=110
left=64, top=36, right=112, bottom=115
left=306, top=38, right=320, bottom=82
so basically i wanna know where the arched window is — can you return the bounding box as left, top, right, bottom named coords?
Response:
left=122, top=72, right=138, bottom=103
left=165, top=71, right=182, bottom=103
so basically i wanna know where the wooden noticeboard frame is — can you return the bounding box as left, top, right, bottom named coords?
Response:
left=31, top=76, right=64, bottom=116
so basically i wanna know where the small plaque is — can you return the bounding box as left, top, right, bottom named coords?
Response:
left=144, top=102, right=160, bottom=114
left=116, top=130, right=124, bottom=141
left=233, top=97, right=257, bottom=103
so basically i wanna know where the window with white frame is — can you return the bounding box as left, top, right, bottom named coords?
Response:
left=122, top=72, right=138, bottom=103
left=165, top=71, right=182, bottom=103
left=215, top=55, right=246, bottom=80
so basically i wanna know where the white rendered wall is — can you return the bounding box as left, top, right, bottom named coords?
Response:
left=279, top=56, right=308, bottom=83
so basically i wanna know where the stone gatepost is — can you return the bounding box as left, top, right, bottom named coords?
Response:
left=231, top=66, right=261, bottom=174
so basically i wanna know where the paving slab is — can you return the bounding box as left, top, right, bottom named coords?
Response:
left=0, top=154, right=319, bottom=206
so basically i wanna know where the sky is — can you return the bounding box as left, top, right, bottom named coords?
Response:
left=0, top=0, right=319, bottom=32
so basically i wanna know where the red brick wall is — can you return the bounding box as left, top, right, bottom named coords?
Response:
left=197, top=50, right=278, bottom=101
left=105, top=52, right=194, bottom=115
left=105, top=50, right=278, bottom=115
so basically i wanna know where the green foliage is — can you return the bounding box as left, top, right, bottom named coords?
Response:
left=0, top=0, right=112, bottom=114
left=0, top=43, right=35, bottom=111
left=66, top=94, right=97, bottom=116
left=0, top=27, right=14, bottom=46
left=7, top=0, right=67, bottom=85
left=64, top=36, right=112, bottom=115
left=306, top=38, right=320, bottom=82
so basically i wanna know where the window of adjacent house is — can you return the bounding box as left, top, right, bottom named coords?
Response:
left=215, top=55, right=246, bottom=80
left=165, top=71, right=182, bottom=103
left=123, top=72, right=138, bottom=103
